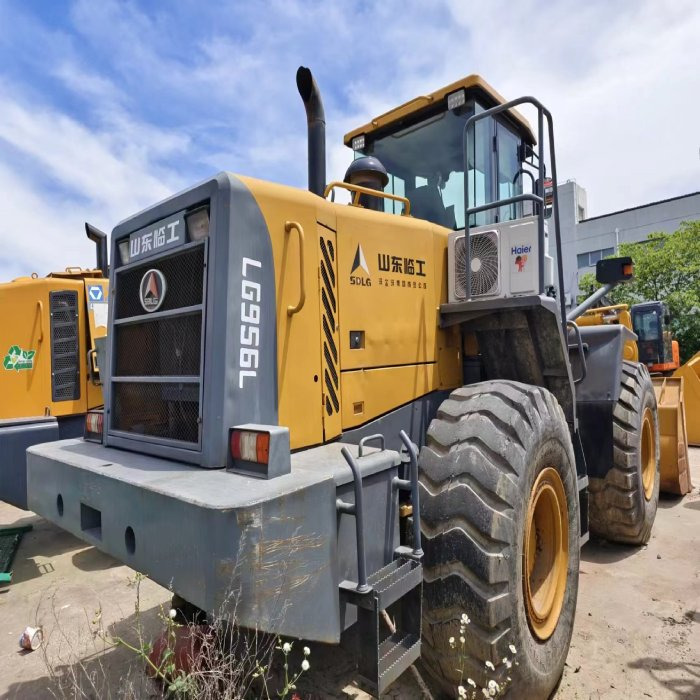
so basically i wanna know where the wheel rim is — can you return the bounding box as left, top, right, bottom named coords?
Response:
left=641, top=408, right=655, bottom=501
left=523, top=467, right=569, bottom=641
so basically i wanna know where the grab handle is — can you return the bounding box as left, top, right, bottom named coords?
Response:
left=36, top=300, right=45, bottom=343
left=285, top=221, right=306, bottom=316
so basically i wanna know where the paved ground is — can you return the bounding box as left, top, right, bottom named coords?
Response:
left=1, top=450, right=699, bottom=699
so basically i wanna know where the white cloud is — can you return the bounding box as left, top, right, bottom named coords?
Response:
left=0, top=0, right=698, bottom=282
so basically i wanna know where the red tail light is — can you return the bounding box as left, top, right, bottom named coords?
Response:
left=229, top=429, right=270, bottom=464
left=84, top=410, right=104, bottom=443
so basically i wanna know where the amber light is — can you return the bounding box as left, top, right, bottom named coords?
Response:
left=623, top=263, right=634, bottom=277
left=230, top=429, right=270, bottom=464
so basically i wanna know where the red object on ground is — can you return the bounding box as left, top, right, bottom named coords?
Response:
left=147, top=624, right=209, bottom=677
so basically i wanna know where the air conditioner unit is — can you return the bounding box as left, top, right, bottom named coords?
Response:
left=447, top=215, right=553, bottom=303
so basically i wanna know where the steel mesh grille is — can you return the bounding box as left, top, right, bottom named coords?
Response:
left=110, top=241, right=206, bottom=447
left=115, top=245, right=205, bottom=319
left=50, top=291, right=80, bottom=401
left=112, top=381, right=199, bottom=444
left=319, top=236, right=339, bottom=417
left=114, top=313, right=202, bottom=376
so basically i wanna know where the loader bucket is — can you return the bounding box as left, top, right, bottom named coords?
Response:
left=673, top=351, right=700, bottom=446
left=652, top=376, right=692, bottom=495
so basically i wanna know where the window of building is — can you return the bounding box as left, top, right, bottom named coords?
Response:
left=577, top=247, right=617, bottom=269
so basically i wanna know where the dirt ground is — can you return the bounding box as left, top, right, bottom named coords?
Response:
left=1, top=450, right=699, bottom=699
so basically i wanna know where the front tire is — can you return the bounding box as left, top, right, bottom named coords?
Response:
left=419, top=380, right=580, bottom=699
left=588, top=361, right=660, bottom=545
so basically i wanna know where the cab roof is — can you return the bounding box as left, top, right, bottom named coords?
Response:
left=343, top=74, right=535, bottom=146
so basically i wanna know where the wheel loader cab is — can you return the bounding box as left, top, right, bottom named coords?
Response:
left=344, top=76, right=536, bottom=230
left=632, top=301, right=679, bottom=372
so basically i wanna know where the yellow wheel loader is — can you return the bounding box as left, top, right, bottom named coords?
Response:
left=0, top=225, right=108, bottom=509
left=576, top=302, right=692, bottom=495
left=24, top=68, right=662, bottom=698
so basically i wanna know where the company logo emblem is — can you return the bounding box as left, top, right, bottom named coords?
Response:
left=350, top=244, right=370, bottom=276
left=3, top=345, right=35, bottom=371
left=139, top=269, right=167, bottom=312
left=88, top=285, right=104, bottom=302
left=515, top=254, right=528, bottom=272
left=512, top=245, right=531, bottom=272
left=350, top=243, right=372, bottom=286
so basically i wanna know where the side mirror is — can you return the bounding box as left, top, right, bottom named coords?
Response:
left=596, top=256, right=633, bottom=284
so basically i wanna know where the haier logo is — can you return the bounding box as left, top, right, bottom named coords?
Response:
left=511, top=245, right=531, bottom=256
left=350, top=244, right=371, bottom=286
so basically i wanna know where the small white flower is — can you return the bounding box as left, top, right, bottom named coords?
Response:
left=168, top=609, right=177, bottom=619
left=509, top=644, right=517, bottom=655
left=485, top=660, right=495, bottom=671
left=467, top=678, right=477, bottom=687
left=301, top=659, right=310, bottom=671
left=488, top=680, right=499, bottom=693
left=458, top=686, right=467, bottom=698
left=282, top=642, right=292, bottom=654
left=303, top=646, right=310, bottom=656
left=460, top=636, right=465, bottom=644
left=461, top=613, right=471, bottom=624
left=449, top=636, right=455, bottom=645
left=481, top=689, right=490, bottom=699
left=503, top=657, right=512, bottom=669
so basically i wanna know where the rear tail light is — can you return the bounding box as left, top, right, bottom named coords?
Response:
left=230, top=428, right=270, bottom=464
left=84, top=410, right=104, bottom=443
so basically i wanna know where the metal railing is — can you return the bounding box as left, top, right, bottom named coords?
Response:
left=462, top=97, right=567, bottom=332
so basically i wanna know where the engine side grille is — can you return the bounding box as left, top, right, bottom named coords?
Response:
left=110, top=242, right=206, bottom=446
left=50, top=291, right=80, bottom=402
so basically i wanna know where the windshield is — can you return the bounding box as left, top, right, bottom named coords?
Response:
left=357, top=102, right=523, bottom=229
left=633, top=309, right=660, bottom=341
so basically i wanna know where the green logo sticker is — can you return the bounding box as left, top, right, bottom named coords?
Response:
left=3, top=345, right=36, bottom=371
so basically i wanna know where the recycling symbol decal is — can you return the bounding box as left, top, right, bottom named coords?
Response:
left=3, top=345, right=36, bottom=371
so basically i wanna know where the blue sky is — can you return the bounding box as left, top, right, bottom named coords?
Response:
left=0, top=0, right=698, bottom=279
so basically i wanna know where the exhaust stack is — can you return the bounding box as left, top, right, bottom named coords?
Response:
left=85, top=222, right=109, bottom=278
left=296, top=66, right=326, bottom=197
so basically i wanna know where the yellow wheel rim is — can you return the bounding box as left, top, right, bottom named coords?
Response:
left=523, top=467, right=569, bottom=641
left=641, top=408, right=655, bottom=501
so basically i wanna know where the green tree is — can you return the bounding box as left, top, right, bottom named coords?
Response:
left=577, top=220, right=700, bottom=363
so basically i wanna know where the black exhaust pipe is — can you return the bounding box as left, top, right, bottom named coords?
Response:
left=296, top=66, right=326, bottom=197
left=85, top=222, right=109, bottom=278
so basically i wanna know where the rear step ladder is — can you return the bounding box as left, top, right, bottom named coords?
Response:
left=337, top=431, right=424, bottom=697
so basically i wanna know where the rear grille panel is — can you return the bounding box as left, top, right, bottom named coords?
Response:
left=110, top=240, right=207, bottom=447
left=114, top=313, right=202, bottom=377
left=115, top=245, right=205, bottom=319
left=50, top=291, right=80, bottom=402
left=112, top=381, right=200, bottom=444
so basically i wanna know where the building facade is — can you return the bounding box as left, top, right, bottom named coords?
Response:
left=551, top=183, right=700, bottom=306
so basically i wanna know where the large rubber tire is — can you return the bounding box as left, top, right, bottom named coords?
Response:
left=419, top=381, right=580, bottom=699
left=588, top=361, right=660, bottom=545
